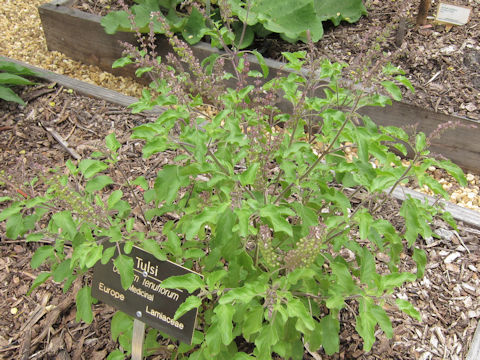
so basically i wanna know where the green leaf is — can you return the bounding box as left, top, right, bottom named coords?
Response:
left=239, top=162, right=260, bottom=186
left=142, top=238, right=166, bottom=261
left=381, top=81, right=402, bottom=101
left=415, top=132, right=427, bottom=153
left=101, top=10, right=130, bottom=34
left=320, top=315, right=339, bottom=355
left=251, top=50, right=269, bottom=78
left=26, top=233, right=44, bottom=242
left=242, top=304, right=264, bottom=339
left=413, top=247, right=427, bottom=278
left=52, top=211, right=77, bottom=239
left=31, top=245, right=55, bottom=269
left=78, top=159, right=109, bottom=179
left=259, top=204, right=294, bottom=236
left=0, top=60, right=40, bottom=76
left=53, top=259, right=73, bottom=282
left=107, top=190, right=123, bottom=210
left=27, top=272, right=51, bottom=295
left=287, top=298, right=315, bottom=332
left=381, top=272, right=416, bottom=290
left=214, top=303, right=235, bottom=345
left=76, top=286, right=94, bottom=323
left=106, top=349, right=125, bottom=360
left=371, top=305, right=393, bottom=338
left=174, top=295, right=202, bottom=320
left=182, top=6, right=208, bottom=44
left=85, top=175, right=114, bottom=193
left=112, top=56, right=133, bottom=69
left=0, top=73, right=35, bottom=85
left=219, top=282, right=266, bottom=305
left=6, top=212, right=23, bottom=239
left=355, top=299, right=376, bottom=351
left=0, top=85, right=25, bottom=105
left=101, top=246, right=116, bottom=265
left=395, top=299, right=421, bottom=321
left=161, top=273, right=204, bottom=293
left=111, top=311, right=133, bottom=341
left=114, top=255, right=134, bottom=290
left=0, top=204, right=23, bottom=221
left=106, top=133, right=121, bottom=152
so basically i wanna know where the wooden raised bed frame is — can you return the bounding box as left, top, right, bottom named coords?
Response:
left=38, top=0, right=480, bottom=173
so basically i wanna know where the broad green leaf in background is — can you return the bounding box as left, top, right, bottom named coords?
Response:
left=174, top=295, right=202, bottom=320
left=161, top=273, right=204, bottom=293
left=76, top=286, right=94, bottom=323
left=114, top=254, right=134, bottom=290
left=320, top=315, right=339, bottom=355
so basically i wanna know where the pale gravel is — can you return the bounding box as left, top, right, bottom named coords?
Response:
left=0, top=0, right=143, bottom=97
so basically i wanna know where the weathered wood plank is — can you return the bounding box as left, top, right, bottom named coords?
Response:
left=38, top=0, right=480, bottom=172
left=0, top=56, right=163, bottom=114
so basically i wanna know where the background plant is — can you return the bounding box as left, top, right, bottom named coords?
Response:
left=102, top=0, right=367, bottom=48
left=0, top=59, right=39, bottom=105
left=0, top=9, right=467, bottom=360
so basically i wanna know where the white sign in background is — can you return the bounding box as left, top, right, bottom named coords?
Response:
left=436, top=2, right=472, bottom=26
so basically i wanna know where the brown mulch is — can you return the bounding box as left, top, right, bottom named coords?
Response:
left=73, top=0, right=480, bottom=121
left=0, top=82, right=479, bottom=359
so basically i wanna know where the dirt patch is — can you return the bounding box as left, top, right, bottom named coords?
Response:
left=0, top=81, right=479, bottom=359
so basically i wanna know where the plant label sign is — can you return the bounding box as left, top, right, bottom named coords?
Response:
left=436, top=2, right=472, bottom=26
left=92, top=244, right=200, bottom=344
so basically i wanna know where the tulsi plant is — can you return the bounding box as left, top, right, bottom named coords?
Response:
left=0, top=6, right=467, bottom=360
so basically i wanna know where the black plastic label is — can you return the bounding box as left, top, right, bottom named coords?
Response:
left=92, top=244, right=199, bottom=344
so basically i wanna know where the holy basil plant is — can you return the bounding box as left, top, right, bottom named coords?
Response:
left=0, top=10, right=466, bottom=360
left=101, top=0, right=367, bottom=47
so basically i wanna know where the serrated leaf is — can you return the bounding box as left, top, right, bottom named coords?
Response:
left=287, top=298, right=315, bottom=332
left=27, top=272, right=51, bottom=295
left=106, top=132, right=121, bottom=152
left=6, top=212, right=23, bottom=239
left=161, top=273, right=204, bottom=293
left=114, top=255, right=134, bottom=290
left=76, top=286, right=94, bottom=323
left=381, top=81, right=402, bottom=101
left=111, top=311, right=133, bottom=341
left=395, top=299, right=421, bottom=321
left=371, top=305, right=393, bottom=338
left=31, top=245, right=55, bottom=269
left=214, top=303, right=235, bottom=345
left=85, top=175, right=114, bottom=193
left=259, top=204, right=294, bottom=236
left=52, top=211, right=77, bottom=238
left=78, top=159, right=109, bottom=179
left=239, top=162, right=260, bottom=186
left=174, top=295, right=202, bottom=320
left=53, top=259, right=73, bottom=282
left=320, top=315, right=339, bottom=355
left=242, top=304, right=264, bottom=340
left=413, top=247, right=427, bottom=278
left=142, top=238, right=166, bottom=261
